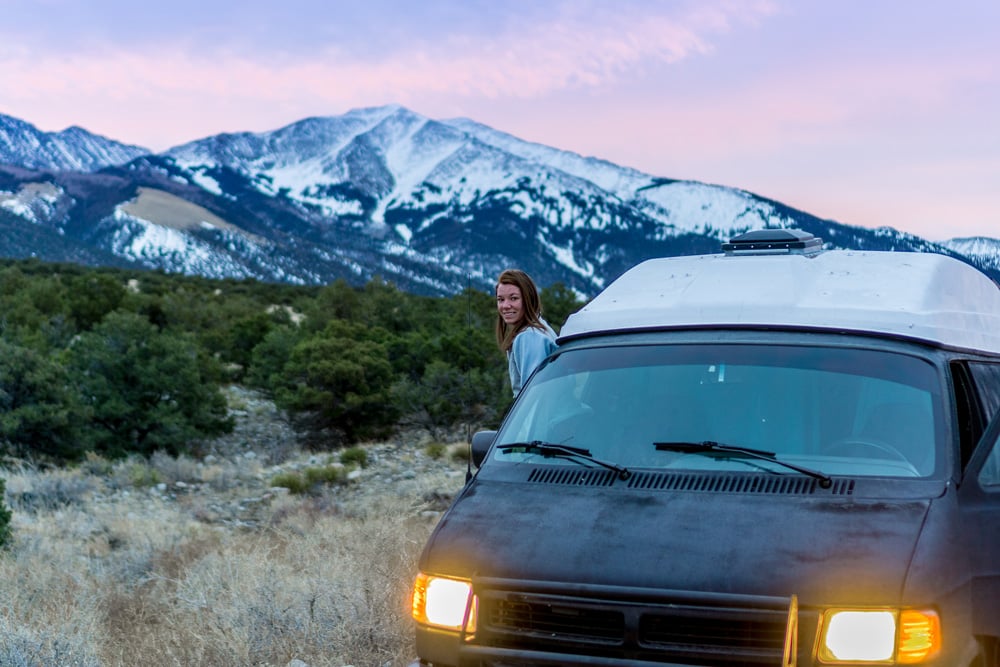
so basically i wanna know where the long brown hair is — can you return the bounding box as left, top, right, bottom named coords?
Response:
left=495, top=269, right=546, bottom=352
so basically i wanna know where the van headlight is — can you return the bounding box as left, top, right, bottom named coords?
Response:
left=411, top=573, right=477, bottom=633
left=817, top=608, right=940, bottom=664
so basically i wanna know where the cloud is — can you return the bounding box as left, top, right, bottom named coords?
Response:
left=0, top=0, right=777, bottom=147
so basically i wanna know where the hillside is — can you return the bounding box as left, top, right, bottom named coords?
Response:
left=1, top=386, right=467, bottom=666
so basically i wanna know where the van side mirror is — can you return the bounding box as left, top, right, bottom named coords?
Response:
left=471, top=430, right=497, bottom=468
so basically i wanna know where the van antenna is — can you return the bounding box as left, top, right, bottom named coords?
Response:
left=465, top=272, right=474, bottom=483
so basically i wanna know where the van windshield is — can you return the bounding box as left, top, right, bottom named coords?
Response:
left=494, top=343, right=944, bottom=478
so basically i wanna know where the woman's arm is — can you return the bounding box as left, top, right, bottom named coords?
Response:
left=511, top=328, right=557, bottom=394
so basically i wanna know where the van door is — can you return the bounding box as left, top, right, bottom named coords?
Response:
left=958, top=413, right=1000, bottom=638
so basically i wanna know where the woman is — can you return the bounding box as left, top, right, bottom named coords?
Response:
left=495, top=269, right=558, bottom=397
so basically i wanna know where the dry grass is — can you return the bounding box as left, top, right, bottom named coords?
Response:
left=0, top=441, right=464, bottom=667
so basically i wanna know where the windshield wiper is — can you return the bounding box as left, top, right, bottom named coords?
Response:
left=498, top=441, right=631, bottom=480
left=654, top=440, right=832, bottom=488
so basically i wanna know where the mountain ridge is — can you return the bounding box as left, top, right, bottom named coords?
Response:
left=0, top=113, right=149, bottom=172
left=1, top=105, right=997, bottom=296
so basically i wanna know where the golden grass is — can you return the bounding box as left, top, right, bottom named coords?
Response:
left=1, top=447, right=459, bottom=667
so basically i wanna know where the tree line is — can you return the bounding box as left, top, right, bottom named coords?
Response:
left=0, top=258, right=584, bottom=465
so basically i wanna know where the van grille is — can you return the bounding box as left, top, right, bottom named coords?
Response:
left=640, top=608, right=788, bottom=651
left=490, top=598, right=624, bottom=643
left=473, top=585, right=799, bottom=666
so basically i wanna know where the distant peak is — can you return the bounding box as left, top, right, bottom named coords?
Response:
left=343, top=103, right=412, bottom=121
left=56, top=125, right=93, bottom=138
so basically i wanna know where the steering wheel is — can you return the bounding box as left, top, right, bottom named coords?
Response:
left=825, top=438, right=909, bottom=463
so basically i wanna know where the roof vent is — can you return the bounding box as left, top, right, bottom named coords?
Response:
left=722, top=229, right=824, bottom=256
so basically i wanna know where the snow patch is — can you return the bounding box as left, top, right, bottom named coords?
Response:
left=394, top=224, right=413, bottom=243
left=190, top=170, right=223, bottom=195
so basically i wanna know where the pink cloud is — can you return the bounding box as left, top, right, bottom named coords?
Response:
left=0, top=1, right=777, bottom=147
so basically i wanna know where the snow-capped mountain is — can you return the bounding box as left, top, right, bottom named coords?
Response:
left=0, top=113, right=149, bottom=172
left=0, top=105, right=995, bottom=296
left=941, top=237, right=1000, bottom=274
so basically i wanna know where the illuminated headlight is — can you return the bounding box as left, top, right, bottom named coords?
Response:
left=817, top=608, right=940, bottom=664
left=411, top=573, right=477, bottom=633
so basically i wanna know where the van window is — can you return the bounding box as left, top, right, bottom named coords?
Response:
left=982, top=442, right=1000, bottom=488
left=971, top=363, right=1000, bottom=487
left=496, top=344, right=944, bottom=478
left=967, top=362, right=1000, bottom=423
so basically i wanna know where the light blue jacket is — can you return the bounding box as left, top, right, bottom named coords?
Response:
left=508, top=320, right=558, bottom=397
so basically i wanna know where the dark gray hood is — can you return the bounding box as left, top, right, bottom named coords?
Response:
left=420, top=475, right=933, bottom=606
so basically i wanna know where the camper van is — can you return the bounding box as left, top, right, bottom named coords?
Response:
left=410, top=230, right=1000, bottom=666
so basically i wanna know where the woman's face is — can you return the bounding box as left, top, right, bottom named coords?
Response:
left=496, top=282, right=524, bottom=326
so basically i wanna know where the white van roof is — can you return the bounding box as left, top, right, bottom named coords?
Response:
left=561, top=240, right=1000, bottom=354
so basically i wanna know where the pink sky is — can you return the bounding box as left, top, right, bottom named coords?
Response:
left=1, top=0, right=998, bottom=241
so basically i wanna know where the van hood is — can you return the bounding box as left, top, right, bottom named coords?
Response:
left=421, top=477, right=933, bottom=605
